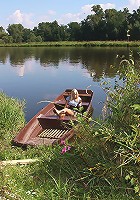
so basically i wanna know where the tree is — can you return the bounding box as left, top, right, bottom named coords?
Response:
left=35, top=22, right=52, bottom=41
left=2, top=35, right=13, bottom=43
left=50, top=20, right=61, bottom=41
left=59, top=25, right=69, bottom=41
left=81, top=5, right=106, bottom=41
left=7, top=24, right=24, bottom=43
left=35, top=36, right=42, bottom=42
left=129, top=7, right=140, bottom=40
left=105, top=8, right=126, bottom=40
left=68, top=22, right=81, bottom=41
left=22, top=28, right=32, bottom=42
left=67, top=22, right=81, bottom=41
left=0, top=26, right=11, bottom=43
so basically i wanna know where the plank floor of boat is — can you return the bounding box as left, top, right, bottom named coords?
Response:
left=39, top=129, right=69, bottom=139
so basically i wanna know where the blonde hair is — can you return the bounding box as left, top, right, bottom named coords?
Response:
left=70, top=89, right=79, bottom=101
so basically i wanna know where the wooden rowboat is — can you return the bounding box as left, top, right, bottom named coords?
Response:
left=12, top=89, right=93, bottom=147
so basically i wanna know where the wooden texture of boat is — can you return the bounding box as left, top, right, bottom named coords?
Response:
left=12, top=89, right=93, bottom=147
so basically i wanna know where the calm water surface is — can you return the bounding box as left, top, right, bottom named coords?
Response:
left=0, top=46, right=138, bottom=122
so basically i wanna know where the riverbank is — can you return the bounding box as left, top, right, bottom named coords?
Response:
left=0, top=51, right=140, bottom=199
left=0, top=40, right=140, bottom=47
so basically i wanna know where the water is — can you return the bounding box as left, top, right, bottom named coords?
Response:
left=0, top=46, right=138, bottom=122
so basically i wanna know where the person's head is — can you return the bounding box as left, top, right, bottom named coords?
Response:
left=71, top=88, right=79, bottom=100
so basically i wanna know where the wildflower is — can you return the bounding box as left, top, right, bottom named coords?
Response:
left=61, top=146, right=67, bottom=154
left=61, top=145, right=71, bottom=154
left=60, top=140, right=66, bottom=145
left=67, top=146, right=71, bottom=151
left=60, top=139, right=71, bottom=154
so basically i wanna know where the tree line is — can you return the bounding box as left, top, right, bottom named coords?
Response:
left=0, top=5, right=140, bottom=43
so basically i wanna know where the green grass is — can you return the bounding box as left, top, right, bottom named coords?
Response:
left=0, top=40, right=140, bottom=47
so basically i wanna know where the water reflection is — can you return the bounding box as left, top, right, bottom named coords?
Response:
left=0, top=46, right=139, bottom=121
left=16, top=65, right=25, bottom=77
left=0, top=47, right=138, bottom=78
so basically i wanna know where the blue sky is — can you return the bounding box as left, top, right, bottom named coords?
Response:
left=1, top=0, right=140, bottom=29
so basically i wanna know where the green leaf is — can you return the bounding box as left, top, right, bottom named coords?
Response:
left=134, top=185, right=139, bottom=193
left=125, top=175, right=130, bottom=180
left=131, top=104, right=140, bottom=111
left=130, top=178, right=135, bottom=185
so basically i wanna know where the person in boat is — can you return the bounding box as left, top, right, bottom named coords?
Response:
left=53, top=89, right=82, bottom=118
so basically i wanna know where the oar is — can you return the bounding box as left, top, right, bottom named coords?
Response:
left=37, top=100, right=55, bottom=104
left=37, top=100, right=63, bottom=104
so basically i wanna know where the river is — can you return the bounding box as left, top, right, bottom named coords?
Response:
left=0, top=46, right=138, bottom=122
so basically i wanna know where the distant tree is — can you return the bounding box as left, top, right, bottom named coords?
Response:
left=119, top=8, right=131, bottom=40
left=81, top=5, right=106, bottom=41
left=129, top=7, right=140, bottom=40
left=67, top=22, right=82, bottom=41
left=7, top=24, right=24, bottom=43
left=22, top=28, right=32, bottom=42
left=50, top=20, right=61, bottom=41
left=35, top=22, right=52, bottom=41
left=90, top=5, right=106, bottom=40
left=0, top=26, right=6, bottom=38
left=59, top=25, right=69, bottom=41
left=35, top=36, right=42, bottom=42
left=81, top=19, right=94, bottom=41
left=0, top=26, right=13, bottom=43
left=2, top=35, right=13, bottom=43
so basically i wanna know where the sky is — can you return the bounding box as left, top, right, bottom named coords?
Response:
left=0, top=0, right=140, bottom=30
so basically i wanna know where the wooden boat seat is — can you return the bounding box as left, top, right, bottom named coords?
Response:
left=37, top=114, right=75, bottom=121
left=37, top=114, right=75, bottom=129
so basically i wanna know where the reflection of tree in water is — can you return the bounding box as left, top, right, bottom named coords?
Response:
left=8, top=47, right=34, bottom=66
left=0, top=48, right=10, bottom=64
left=0, top=47, right=139, bottom=78
left=79, top=48, right=119, bottom=81
left=38, top=48, right=69, bottom=68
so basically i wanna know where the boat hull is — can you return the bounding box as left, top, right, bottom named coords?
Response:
left=12, top=89, right=93, bottom=147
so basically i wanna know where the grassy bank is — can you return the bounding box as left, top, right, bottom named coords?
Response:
left=0, top=40, right=140, bottom=47
left=0, top=51, right=140, bottom=199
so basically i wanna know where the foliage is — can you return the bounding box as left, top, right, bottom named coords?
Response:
left=69, top=50, right=140, bottom=197
left=7, top=24, right=24, bottom=43
left=1, top=6, right=140, bottom=43
left=0, top=92, right=26, bottom=134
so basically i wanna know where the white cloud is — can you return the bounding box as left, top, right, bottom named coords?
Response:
left=58, top=12, right=82, bottom=24
left=100, top=3, right=116, bottom=10
left=58, top=3, right=116, bottom=25
left=81, top=4, right=93, bottom=15
left=7, top=10, right=34, bottom=28
left=126, top=0, right=140, bottom=11
left=35, top=10, right=56, bottom=25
